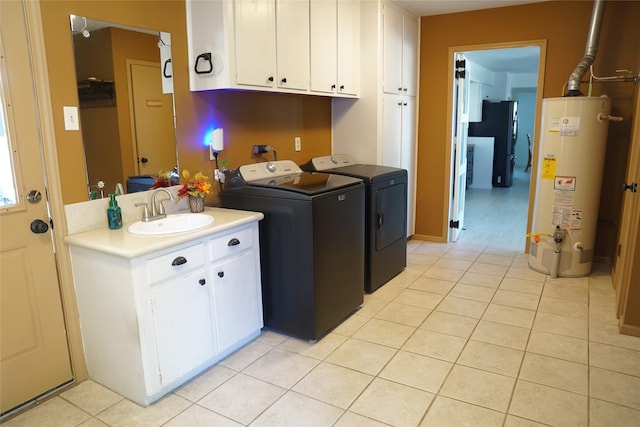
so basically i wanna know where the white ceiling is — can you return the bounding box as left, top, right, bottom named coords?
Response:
left=394, top=0, right=549, bottom=17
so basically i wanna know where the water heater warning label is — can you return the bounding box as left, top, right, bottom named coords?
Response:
left=542, top=157, right=556, bottom=180
left=552, top=189, right=574, bottom=227
left=554, top=176, right=576, bottom=191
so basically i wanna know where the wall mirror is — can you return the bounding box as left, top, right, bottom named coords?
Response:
left=69, top=15, right=178, bottom=199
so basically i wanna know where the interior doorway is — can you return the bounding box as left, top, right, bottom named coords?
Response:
left=448, top=43, right=544, bottom=251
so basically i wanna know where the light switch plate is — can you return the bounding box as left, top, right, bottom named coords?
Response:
left=63, top=106, right=80, bottom=131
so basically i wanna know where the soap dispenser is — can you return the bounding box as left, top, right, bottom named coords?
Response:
left=107, top=193, right=123, bottom=230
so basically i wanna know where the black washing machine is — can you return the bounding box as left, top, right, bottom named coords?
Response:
left=301, top=155, right=407, bottom=293
left=220, top=160, right=365, bottom=341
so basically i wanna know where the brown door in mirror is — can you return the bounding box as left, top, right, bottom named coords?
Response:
left=129, top=60, right=176, bottom=177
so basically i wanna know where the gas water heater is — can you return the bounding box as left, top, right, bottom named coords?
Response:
left=529, top=96, right=612, bottom=277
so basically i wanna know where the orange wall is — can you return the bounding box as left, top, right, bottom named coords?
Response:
left=416, top=0, right=640, bottom=258
left=39, top=0, right=332, bottom=205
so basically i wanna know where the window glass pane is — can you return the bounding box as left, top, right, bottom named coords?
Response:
left=0, top=95, right=18, bottom=207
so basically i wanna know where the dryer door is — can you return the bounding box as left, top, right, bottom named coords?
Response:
left=375, top=183, right=407, bottom=251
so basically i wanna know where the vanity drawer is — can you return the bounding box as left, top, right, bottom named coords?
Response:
left=147, top=243, right=206, bottom=283
left=209, top=227, right=255, bottom=262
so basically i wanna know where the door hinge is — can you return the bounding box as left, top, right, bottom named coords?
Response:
left=49, top=217, right=54, bottom=230
left=455, top=59, right=466, bottom=79
left=449, top=220, right=460, bottom=229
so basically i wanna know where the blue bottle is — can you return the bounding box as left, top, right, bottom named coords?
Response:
left=107, top=194, right=123, bottom=230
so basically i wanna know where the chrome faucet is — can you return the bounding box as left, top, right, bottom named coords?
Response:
left=135, top=188, right=176, bottom=222
left=150, top=188, right=175, bottom=218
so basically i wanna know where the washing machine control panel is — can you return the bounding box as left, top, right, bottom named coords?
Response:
left=310, top=154, right=356, bottom=170
left=238, top=160, right=303, bottom=182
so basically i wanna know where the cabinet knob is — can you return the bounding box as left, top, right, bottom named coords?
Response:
left=267, top=76, right=274, bottom=82
left=403, top=102, right=408, bottom=106
left=227, top=238, right=240, bottom=246
left=218, top=271, right=224, bottom=278
left=340, top=85, right=345, bottom=91
left=281, top=77, right=287, bottom=83
left=397, top=102, right=403, bottom=106
left=403, top=88, right=408, bottom=92
left=171, top=256, right=187, bottom=266
left=199, top=278, right=206, bottom=286
left=398, top=87, right=403, bottom=91
left=331, top=84, right=336, bottom=90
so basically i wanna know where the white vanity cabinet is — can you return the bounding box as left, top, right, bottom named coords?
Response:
left=66, top=211, right=263, bottom=406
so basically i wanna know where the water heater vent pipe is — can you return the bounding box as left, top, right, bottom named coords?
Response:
left=566, top=0, right=606, bottom=96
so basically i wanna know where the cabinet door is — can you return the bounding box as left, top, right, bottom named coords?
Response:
left=211, top=252, right=262, bottom=352
left=151, top=270, right=216, bottom=387
left=382, top=95, right=403, bottom=168
left=234, top=0, right=276, bottom=87
left=401, top=97, right=417, bottom=235
left=336, top=0, right=359, bottom=96
left=382, top=2, right=403, bottom=95
left=276, top=0, right=309, bottom=90
left=402, top=14, right=419, bottom=96
left=310, top=0, right=337, bottom=94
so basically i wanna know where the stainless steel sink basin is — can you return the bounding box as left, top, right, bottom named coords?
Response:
left=127, top=213, right=214, bottom=236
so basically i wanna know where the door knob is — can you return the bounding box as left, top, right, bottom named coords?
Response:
left=30, top=219, right=49, bottom=234
left=140, top=157, right=148, bottom=164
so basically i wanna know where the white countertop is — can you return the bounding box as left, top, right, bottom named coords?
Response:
left=64, top=207, right=263, bottom=259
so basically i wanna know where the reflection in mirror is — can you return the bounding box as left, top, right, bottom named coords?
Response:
left=69, top=16, right=178, bottom=200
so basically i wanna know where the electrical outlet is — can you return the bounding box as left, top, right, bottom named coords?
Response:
left=294, top=136, right=301, bottom=152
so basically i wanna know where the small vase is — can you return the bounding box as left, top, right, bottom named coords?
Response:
left=188, top=195, right=205, bottom=213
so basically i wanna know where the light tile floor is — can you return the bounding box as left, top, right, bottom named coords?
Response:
left=4, top=240, right=640, bottom=426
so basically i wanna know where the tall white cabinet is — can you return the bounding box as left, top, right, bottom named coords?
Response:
left=332, top=0, right=419, bottom=236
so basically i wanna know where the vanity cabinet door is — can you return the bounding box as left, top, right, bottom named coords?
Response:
left=150, top=269, right=216, bottom=387
left=210, top=251, right=262, bottom=352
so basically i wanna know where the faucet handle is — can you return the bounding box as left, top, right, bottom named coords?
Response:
left=135, top=202, right=150, bottom=222
left=158, top=199, right=169, bottom=216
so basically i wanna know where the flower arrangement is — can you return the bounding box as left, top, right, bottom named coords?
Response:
left=177, top=170, right=211, bottom=198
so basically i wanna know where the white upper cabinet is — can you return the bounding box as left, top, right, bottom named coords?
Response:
left=310, top=0, right=337, bottom=94
left=336, top=0, right=360, bottom=96
left=187, top=0, right=357, bottom=97
left=234, top=0, right=277, bottom=88
left=276, top=0, right=310, bottom=91
left=310, top=0, right=359, bottom=96
left=159, top=32, right=173, bottom=94
left=383, top=1, right=418, bottom=96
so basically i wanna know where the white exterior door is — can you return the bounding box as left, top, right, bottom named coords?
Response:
left=449, top=53, right=469, bottom=242
left=0, top=1, right=73, bottom=414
